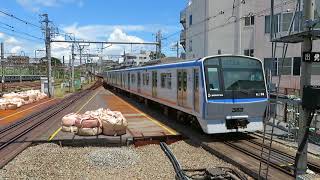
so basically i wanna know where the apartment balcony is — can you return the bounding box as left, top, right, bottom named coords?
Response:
left=180, top=9, right=186, bottom=29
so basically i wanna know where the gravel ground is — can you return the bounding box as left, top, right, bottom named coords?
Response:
left=0, top=140, right=248, bottom=180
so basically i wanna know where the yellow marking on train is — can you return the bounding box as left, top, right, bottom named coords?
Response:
left=0, top=99, right=56, bottom=121
left=48, top=89, right=101, bottom=141
left=113, top=94, right=178, bottom=136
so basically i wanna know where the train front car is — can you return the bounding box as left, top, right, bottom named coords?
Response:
left=200, top=55, right=268, bottom=134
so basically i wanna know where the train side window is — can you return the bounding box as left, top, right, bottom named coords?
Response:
left=207, top=67, right=220, bottom=91
left=142, top=73, right=145, bottom=85
left=131, top=74, right=136, bottom=83
left=194, top=71, right=199, bottom=91
left=161, top=74, right=166, bottom=88
left=146, top=73, right=149, bottom=85
left=160, top=73, right=172, bottom=89
left=183, top=71, right=187, bottom=91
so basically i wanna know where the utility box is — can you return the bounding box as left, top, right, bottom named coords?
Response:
left=302, top=86, right=320, bottom=110
left=41, top=77, right=54, bottom=96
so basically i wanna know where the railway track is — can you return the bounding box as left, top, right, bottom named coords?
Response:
left=108, top=90, right=320, bottom=180
left=0, top=81, right=61, bottom=93
left=0, top=82, right=101, bottom=168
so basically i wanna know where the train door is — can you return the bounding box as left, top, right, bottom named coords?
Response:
left=120, top=73, right=123, bottom=87
left=194, top=69, right=199, bottom=112
left=127, top=72, right=130, bottom=90
left=182, top=70, right=188, bottom=106
left=177, top=69, right=188, bottom=107
left=152, top=71, right=157, bottom=97
left=177, top=70, right=183, bottom=106
left=137, top=72, right=141, bottom=93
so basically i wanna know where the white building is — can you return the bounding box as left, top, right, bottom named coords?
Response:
left=180, top=0, right=320, bottom=90
left=122, top=50, right=151, bottom=66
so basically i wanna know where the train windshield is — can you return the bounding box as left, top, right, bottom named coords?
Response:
left=204, top=56, right=266, bottom=99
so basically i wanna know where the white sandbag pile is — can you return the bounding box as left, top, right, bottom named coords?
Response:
left=61, top=108, right=127, bottom=136
left=0, top=90, right=47, bottom=110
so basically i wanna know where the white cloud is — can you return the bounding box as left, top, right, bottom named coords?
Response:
left=62, top=23, right=145, bottom=40
left=5, top=37, right=20, bottom=45
left=62, top=23, right=179, bottom=40
left=108, top=28, right=144, bottom=43
left=16, top=0, right=85, bottom=12
left=10, top=46, right=22, bottom=54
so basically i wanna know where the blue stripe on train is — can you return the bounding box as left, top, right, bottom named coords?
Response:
left=208, top=98, right=268, bottom=103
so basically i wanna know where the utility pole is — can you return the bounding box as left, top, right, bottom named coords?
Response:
left=295, top=0, right=315, bottom=176
left=156, top=30, right=162, bottom=59
left=42, top=14, right=52, bottom=97
left=68, top=55, right=71, bottom=92
left=71, top=44, right=75, bottom=92
left=1, top=42, right=4, bottom=93
left=62, top=56, right=65, bottom=83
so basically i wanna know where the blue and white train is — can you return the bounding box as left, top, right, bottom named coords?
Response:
left=103, top=55, right=268, bottom=134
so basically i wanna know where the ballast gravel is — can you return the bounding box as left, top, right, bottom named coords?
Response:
left=0, top=140, right=248, bottom=179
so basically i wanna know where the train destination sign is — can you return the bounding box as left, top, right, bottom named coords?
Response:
left=303, top=52, right=320, bottom=62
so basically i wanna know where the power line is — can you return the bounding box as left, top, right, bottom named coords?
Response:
left=0, top=25, right=43, bottom=41
left=0, top=21, right=13, bottom=29
left=161, top=30, right=180, bottom=40
left=0, top=30, right=43, bottom=42
left=0, top=10, right=42, bottom=29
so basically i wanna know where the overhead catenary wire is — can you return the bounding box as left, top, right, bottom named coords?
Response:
left=0, top=30, right=42, bottom=43
left=0, top=21, right=13, bottom=29
left=0, top=25, right=43, bottom=41
left=0, top=10, right=42, bottom=29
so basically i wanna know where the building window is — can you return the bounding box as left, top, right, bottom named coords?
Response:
left=244, top=49, right=254, bottom=57
left=265, top=16, right=271, bottom=33
left=266, top=12, right=304, bottom=34
left=189, top=15, right=192, bottom=26
left=312, top=64, right=320, bottom=75
left=189, top=40, right=192, bottom=52
left=273, top=58, right=278, bottom=76
left=278, top=58, right=292, bottom=75
left=245, top=16, right=255, bottom=26
left=160, top=73, right=172, bottom=89
left=293, top=57, right=301, bottom=76
left=282, top=13, right=293, bottom=32
left=294, top=12, right=303, bottom=31
left=265, top=14, right=280, bottom=33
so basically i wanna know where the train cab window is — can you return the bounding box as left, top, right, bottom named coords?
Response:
left=207, top=68, right=220, bottom=91
left=204, top=56, right=266, bottom=99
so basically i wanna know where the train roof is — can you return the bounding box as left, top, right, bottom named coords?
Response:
left=106, top=55, right=262, bottom=73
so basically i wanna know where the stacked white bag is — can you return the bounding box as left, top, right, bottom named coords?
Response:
left=61, top=113, right=79, bottom=133
left=0, top=90, right=48, bottom=110
left=61, top=108, right=127, bottom=136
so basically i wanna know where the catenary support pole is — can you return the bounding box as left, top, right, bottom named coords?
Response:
left=43, top=14, right=52, bottom=97
left=71, top=44, right=75, bottom=92
left=295, top=0, right=314, bottom=176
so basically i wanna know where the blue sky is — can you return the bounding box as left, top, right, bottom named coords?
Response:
left=0, top=0, right=187, bottom=60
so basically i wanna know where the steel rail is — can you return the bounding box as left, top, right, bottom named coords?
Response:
left=0, top=82, right=101, bottom=168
